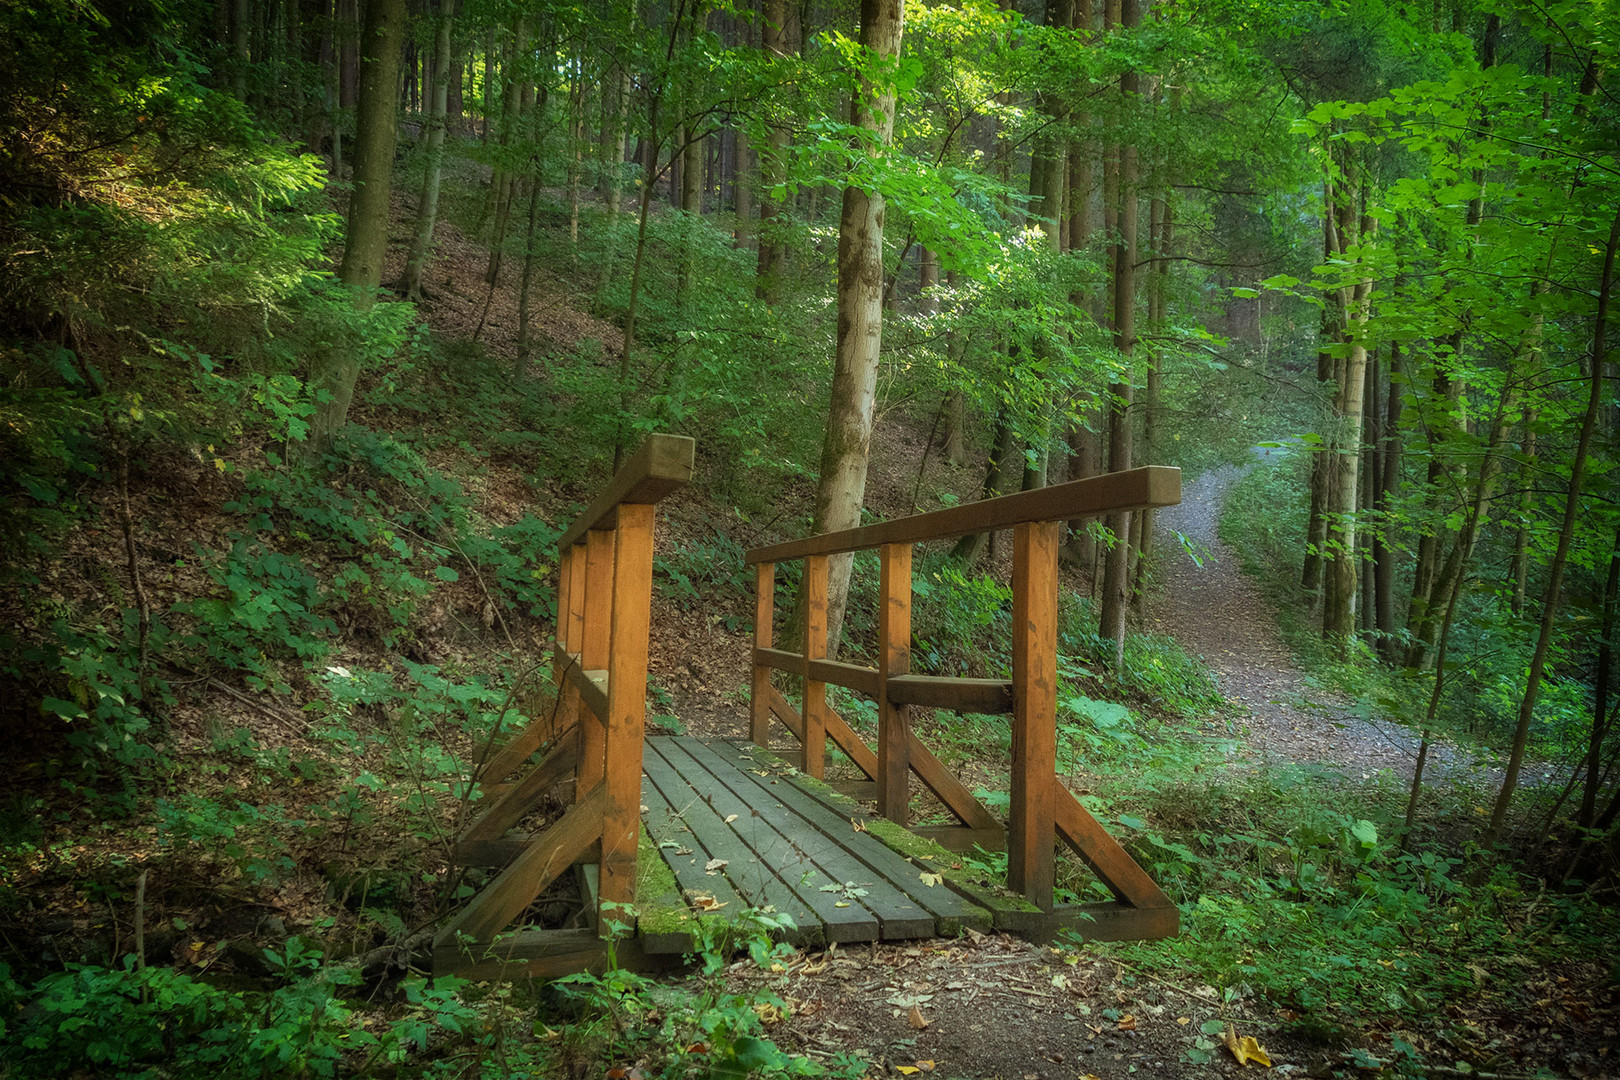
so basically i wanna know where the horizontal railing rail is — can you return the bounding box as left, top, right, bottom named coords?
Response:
left=746, top=466, right=1179, bottom=563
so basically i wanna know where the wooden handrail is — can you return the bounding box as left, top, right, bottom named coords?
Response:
left=747, top=464, right=1182, bottom=917
left=558, top=434, right=695, bottom=551
left=744, top=465, right=1178, bottom=564
left=442, top=435, right=692, bottom=956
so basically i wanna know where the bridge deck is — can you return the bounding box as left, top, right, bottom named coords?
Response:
left=636, top=736, right=991, bottom=950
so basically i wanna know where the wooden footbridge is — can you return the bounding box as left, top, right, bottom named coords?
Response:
left=433, top=435, right=1183, bottom=979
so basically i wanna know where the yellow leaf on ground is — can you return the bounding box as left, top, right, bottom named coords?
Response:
left=896, top=1068, right=919, bottom=1076
left=1221, top=1025, right=1273, bottom=1068
left=851, top=818, right=868, bottom=832
left=724, top=814, right=739, bottom=824
left=920, top=872, right=943, bottom=887
left=1118, top=1014, right=1137, bottom=1031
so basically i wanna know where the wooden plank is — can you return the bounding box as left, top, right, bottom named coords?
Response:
left=745, top=466, right=1180, bottom=564
left=639, top=740, right=820, bottom=933
left=766, top=684, right=805, bottom=741
left=434, top=782, right=607, bottom=949
left=723, top=741, right=990, bottom=930
left=887, top=675, right=1014, bottom=715
left=648, top=740, right=876, bottom=942
left=1053, top=782, right=1172, bottom=910
left=810, top=658, right=882, bottom=698
left=910, top=826, right=1006, bottom=853
left=577, top=529, right=615, bottom=796
left=905, top=733, right=1001, bottom=831
left=757, top=649, right=881, bottom=698
left=474, top=711, right=552, bottom=788
left=672, top=738, right=934, bottom=940
left=801, top=554, right=828, bottom=779
left=639, top=767, right=747, bottom=951
left=830, top=781, right=878, bottom=800
left=557, top=434, right=695, bottom=550
left=601, top=503, right=654, bottom=907
left=1009, top=521, right=1061, bottom=911
left=449, top=834, right=601, bottom=867
left=565, top=540, right=586, bottom=651
left=560, top=654, right=610, bottom=723
left=750, top=562, right=775, bottom=745
left=461, top=739, right=581, bottom=844
left=877, top=543, right=912, bottom=823
left=579, top=862, right=601, bottom=933
left=554, top=544, right=573, bottom=651
left=435, top=926, right=671, bottom=980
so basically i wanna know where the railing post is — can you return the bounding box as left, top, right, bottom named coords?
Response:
left=802, top=554, right=829, bottom=778
left=600, top=503, right=655, bottom=907
left=750, top=562, right=775, bottom=746
left=1009, top=520, right=1061, bottom=911
left=877, top=543, right=912, bottom=822
left=577, top=529, right=615, bottom=799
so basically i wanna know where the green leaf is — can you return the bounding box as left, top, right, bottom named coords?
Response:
left=433, top=565, right=459, bottom=582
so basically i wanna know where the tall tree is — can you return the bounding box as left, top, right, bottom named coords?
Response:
left=303, top=0, right=407, bottom=457
left=402, top=0, right=457, bottom=302
left=812, top=0, right=904, bottom=653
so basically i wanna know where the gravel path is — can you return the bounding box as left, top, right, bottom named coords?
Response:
left=1144, top=455, right=1544, bottom=787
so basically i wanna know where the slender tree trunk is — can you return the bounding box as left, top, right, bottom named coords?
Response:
left=1482, top=208, right=1620, bottom=852
left=1097, top=0, right=1138, bottom=665
left=1509, top=411, right=1538, bottom=616
left=755, top=0, right=795, bottom=303
left=515, top=177, right=543, bottom=379
left=1323, top=190, right=1374, bottom=640
left=1302, top=181, right=1339, bottom=603
left=403, top=0, right=456, bottom=301
left=484, top=15, right=532, bottom=281
left=1580, top=529, right=1620, bottom=828
left=1374, top=342, right=1403, bottom=658
left=812, top=0, right=904, bottom=656
left=303, top=0, right=406, bottom=458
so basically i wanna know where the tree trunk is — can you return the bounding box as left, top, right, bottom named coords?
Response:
left=303, top=0, right=406, bottom=458
left=1580, top=529, right=1620, bottom=828
left=1482, top=207, right=1620, bottom=852
left=484, top=14, right=532, bottom=282
left=1323, top=187, right=1374, bottom=640
left=1097, top=0, right=1138, bottom=666
left=1373, top=342, right=1403, bottom=659
left=402, top=0, right=456, bottom=302
left=1509, top=411, right=1537, bottom=616
left=755, top=0, right=795, bottom=303
left=812, top=0, right=904, bottom=656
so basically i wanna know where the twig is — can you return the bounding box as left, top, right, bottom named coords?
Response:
left=203, top=676, right=316, bottom=733
left=134, top=869, right=148, bottom=986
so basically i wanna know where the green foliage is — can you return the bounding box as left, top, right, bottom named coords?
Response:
left=0, top=952, right=481, bottom=1079
left=1088, top=770, right=1620, bottom=1035
left=1060, top=595, right=1222, bottom=719
left=554, top=909, right=865, bottom=1079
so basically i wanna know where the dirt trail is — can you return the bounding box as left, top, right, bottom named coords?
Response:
left=1145, top=454, right=1543, bottom=787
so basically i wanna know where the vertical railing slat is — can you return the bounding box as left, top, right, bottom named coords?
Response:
left=600, top=503, right=656, bottom=906
left=577, top=528, right=615, bottom=798
left=802, top=554, right=829, bottom=778
left=877, top=543, right=912, bottom=821
left=750, top=562, right=775, bottom=745
left=1009, top=520, right=1061, bottom=911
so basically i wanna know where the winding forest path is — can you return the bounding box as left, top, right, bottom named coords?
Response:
left=1145, top=454, right=1530, bottom=786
